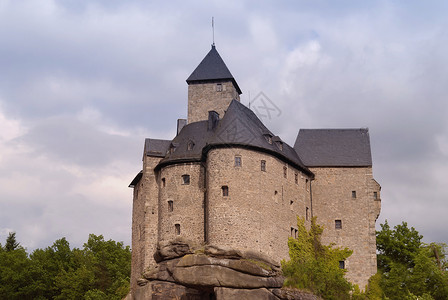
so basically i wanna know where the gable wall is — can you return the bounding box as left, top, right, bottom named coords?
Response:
left=310, top=166, right=381, bottom=289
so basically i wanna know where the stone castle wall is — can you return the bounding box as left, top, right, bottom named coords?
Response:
left=188, top=81, right=240, bottom=123
left=131, top=156, right=162, bottom=292
left=206, top=147, right=312, bottom=262
left=158, top=163, right=205, bottom=244
left=309, top=167, right=381, bottom=289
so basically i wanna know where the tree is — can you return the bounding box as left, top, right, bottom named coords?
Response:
left=376, top=220, right=448, bottom=300
left=282, top=217, right=353, bottom=299
left=5, top=231, right=20, bottom=251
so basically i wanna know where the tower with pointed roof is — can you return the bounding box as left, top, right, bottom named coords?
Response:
left=186, top=45, right=241, bottom=123
left=129, top=45, right=382, bottom=296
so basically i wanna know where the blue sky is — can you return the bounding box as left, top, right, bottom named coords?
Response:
left=1, top=0, right=447, bottom=250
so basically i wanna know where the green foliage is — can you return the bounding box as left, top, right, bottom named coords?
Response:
left=5, top=231, right=20, bottom=251
left=0, top=232, right=131, bottom=300
left=282, top=217, right=353, bottom=299
left=377, top=220, right=448, bottom=300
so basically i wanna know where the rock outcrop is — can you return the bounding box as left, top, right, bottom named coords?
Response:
left=130, top=238, right=320, bottom=300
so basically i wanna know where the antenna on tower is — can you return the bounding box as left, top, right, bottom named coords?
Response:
left=212, top=17, right=215, bottom=47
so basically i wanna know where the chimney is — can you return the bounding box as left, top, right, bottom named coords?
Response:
left=208, top=111, right=219, bottom=131
left=177, top=119, right=187, bottom=135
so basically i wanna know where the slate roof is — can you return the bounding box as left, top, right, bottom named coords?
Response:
left=144, top=138, right=171, bottom=158
left=293, top=129, right=372, bottom=167
left=186, top=45, right=242, bottom=95
left=157, top=100, right=312, bottom=176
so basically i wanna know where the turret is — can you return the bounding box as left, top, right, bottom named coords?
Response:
left=186, top=45, right=241, bottom=123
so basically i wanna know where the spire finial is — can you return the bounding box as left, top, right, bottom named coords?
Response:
left=212, top=17, right=215, bottom=47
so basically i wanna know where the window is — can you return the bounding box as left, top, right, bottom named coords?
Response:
left=335, top=220, right=342, bottom=229
left=234, top=156, right=242, bottom=167
left=306, top=207, right=309, bottom=221
left=339, top=260, right=345, bottom=269
left=283, top=166, right=287, bottom=178
left=175, top=224, right=181, bottom=235
left=168, top=200, right=173, bottom=212
left=222, top=185, right=229, bottom=197
left=352, top=191, right=357, bottom=198
left=182, top=174, right=190, bottom=185
left=290, top=200, right=294, bottom=209
left=373, top=192, right=378, bottom=200
left=295, top=173, right=298, bottom=184
left=216, top=83, right=223, bottom=92
left=162, top=178, right=166, bottom=187
left=291, top=227, right=294, bottom=237
left=261, top=160, right=266, bottom=172
left=187, top=140, right=195, bottom=151
left=277, top=142, right=283, bottom=151
left=264, top=134, right=273, bottom=144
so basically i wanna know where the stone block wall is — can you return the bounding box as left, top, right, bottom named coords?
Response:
left=188, top=81, right=240, bottom=123
left=206, top=147, right=312, bottom=262
left=309, top=167, right=381, bottom=289
left=158, top=162, right=205, bottom=245
left=131, top=156, right=162, bottom=292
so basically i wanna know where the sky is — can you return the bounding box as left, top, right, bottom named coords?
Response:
left=1, top=0, right=447, bottom=251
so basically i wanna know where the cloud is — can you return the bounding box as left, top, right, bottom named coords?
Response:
left=1, top=0, right=448, bottom=251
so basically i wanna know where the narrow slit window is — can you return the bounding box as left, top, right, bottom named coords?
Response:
left=306, top=207, right=309, bottom=220
left=295, top=229, right=298, bottom=239
left=182, top=174, right=190, bottom=185
left=295, top=173, right=298, bottom=184
left=283, top=166, right=287, bottom=178
left=261, top=160, right=266, bottom=172
left=373, top=192, right=378, bottom=200
left=222, top=185, right=229, bottom=197
left=162, top=178, right=166, bottom=187
left=175, top=224, right=181, bottom=235
left=234, top=156, right=242, bottom=167
left=168, top=200, right=173, bottom=212
left=335, top=220, right=342, bottom=229
left=291, top=227, right=294, bottom=237
left=352, top=191, right=357, bottom=198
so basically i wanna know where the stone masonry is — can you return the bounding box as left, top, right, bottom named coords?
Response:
left=129, top=45, right=381, bottom=298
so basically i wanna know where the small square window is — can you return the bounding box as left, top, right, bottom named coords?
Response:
left=216, top=83, right=223, bottom=92
left=335, top=220, right=342, bottom=229
left=352, top=191, right=357, bottom=198
left=235, top=156, right=242, bottom=167
left=373, top=192, right=378, bottom=200
left=339, top=260, right=345, bottom=269
left=261, top=160, right=266, bottom=172
left=283, top=166, right=287, bottom=178
left=182, top=174, right=190, bottom=185
left=168, top=200, right=173, bottom=212
left=222, top=185, right=229, bottom=197
left=175, top=224, right=181, bottom=235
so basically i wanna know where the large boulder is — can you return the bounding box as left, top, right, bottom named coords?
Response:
left=215, top=287, right=280, bottom=300
left=172, top=264, right=283, bottom=289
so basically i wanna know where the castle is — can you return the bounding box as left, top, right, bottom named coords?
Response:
left=129, top=45, right=382, bottom=293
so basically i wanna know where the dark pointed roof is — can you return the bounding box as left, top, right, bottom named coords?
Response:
left=186, top=45, right=242, bottom=94
left=293, top=129, right=372, bottom=167
left=157, top=100, right=312, bottom=176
